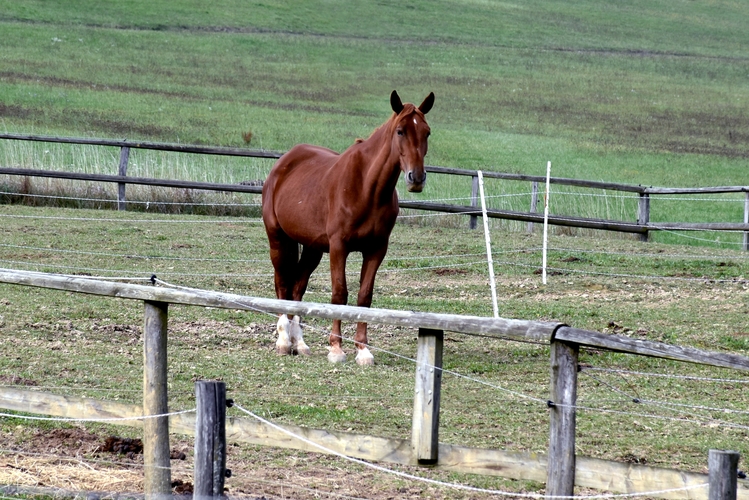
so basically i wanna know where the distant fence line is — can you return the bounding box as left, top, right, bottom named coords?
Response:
left=1, top=133, right=748, bottom=249
left=1, top=268, right=749, bottom=499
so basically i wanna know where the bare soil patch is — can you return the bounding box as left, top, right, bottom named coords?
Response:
left=0, top=423, right=538, bottom=499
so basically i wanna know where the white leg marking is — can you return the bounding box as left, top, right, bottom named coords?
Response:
left=290, top=315, right=311, bottom=356
left=275, top=315, right=292, bottom=355
left=355, top=347, right=374, bottom=366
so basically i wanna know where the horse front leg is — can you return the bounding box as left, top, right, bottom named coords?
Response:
left=327, top=243, right=349, bottom=363
left=353, top=246, right=388, bottom=366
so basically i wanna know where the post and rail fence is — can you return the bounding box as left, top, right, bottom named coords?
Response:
left=0, top=268, right=747, bottom=499
left=1, top=133, right=748, bottom=248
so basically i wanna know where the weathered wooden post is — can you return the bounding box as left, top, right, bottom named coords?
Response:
left=412, top=328, right=444, bottom=464
left=195, top=380, right=228, bottom=499
left=143, top=300, right=171, bottom=499
left=117, top=146, right=130, bottom=211
left=546, top=340, right=579, bottom=498
left=709, top=449, right=740, bottom=500
left=528, top=181, right=539, bottom=234
left=470, top=175, right=479, bottom=230
left=637, top=192, right=650, bottom=242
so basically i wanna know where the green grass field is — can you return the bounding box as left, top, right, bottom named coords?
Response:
left=1, top=0, right=748, bottom=248
left=1, top=1, right=749, bottom=497
left=0, top=204, right=748, bottom=497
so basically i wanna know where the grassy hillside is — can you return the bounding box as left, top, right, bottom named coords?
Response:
left=1, top=1, right=748, bottom=181
left=1, top=0, right=748, bottom=248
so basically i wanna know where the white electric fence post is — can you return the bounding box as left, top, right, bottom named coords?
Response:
left=542, top=161, right=551, bottom=285
left=477, top=171, right=499, bottom=318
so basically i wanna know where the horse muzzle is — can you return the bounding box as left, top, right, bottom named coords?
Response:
left=405, top=169, right=426, bottom=192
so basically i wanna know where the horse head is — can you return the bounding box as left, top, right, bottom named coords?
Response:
left=390, top=90, right=434, bottom=193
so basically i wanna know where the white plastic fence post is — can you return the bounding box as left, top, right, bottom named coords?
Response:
left=477, top=171, right=499, bottom=318
left=542, top=161, right=551, bottom=285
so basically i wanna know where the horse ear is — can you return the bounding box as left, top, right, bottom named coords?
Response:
left=419, top=92, right=435, bottom=115
left=390, top=90, right=404, bottom=114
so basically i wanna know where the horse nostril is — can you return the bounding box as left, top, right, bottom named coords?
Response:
left=406, top=171, right=414, bottom=183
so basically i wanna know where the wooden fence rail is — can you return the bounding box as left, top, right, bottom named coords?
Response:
left=1, top=133, right=748, bottom=247
left=1, top=268, right=749, bottom=499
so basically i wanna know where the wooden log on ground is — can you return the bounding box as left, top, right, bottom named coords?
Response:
left=1, top=387, right=746, bottom=499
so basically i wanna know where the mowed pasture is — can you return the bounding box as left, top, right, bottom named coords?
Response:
left=1, top=202, right=749, bottom=497
left=2, top=0, right=749, bottom=496
left=3, top=0, right=749, bottom=249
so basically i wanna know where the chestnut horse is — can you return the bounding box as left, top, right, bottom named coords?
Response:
left=262, top=90, right=434, bottom=365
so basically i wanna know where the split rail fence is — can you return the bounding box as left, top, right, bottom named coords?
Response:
left=1, top=133, right=748, bottom=249
left=0, top=268, right=748, bottom=499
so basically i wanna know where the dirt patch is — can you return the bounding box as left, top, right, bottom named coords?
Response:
left=0, top=375, right=37, bottom=386
left=0, top=426, right=537, bottom=499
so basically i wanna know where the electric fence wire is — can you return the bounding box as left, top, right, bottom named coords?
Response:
left=232, top=403, right=707, bottom=499
left=550, top=190, right=748, bottom=203
left=0, top=272, right=737, bottom=498
left=0, top=408, right=195, bottom=423
left=0, top=190, right=262, bottom=207
left=3, top=199, right=747, bottom=250
left=152, top=277, right=749, bottom=428
left=4, top=244, right=747, bottom=285
left=548, top=246, right=749, bottom=261
left=0, top=242, right=526, bottom=263
left=579, top=370, right=749, bottom=429
left=583, top=366, right=749, bottom=384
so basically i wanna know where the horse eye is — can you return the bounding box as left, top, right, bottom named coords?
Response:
left=397, top=129, right=404, bottom=136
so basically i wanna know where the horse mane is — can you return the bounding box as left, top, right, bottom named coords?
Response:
left=356, top=103, right=419, bottom=146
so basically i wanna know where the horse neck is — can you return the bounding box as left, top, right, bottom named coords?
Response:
left=357, top=115, right=401, bottom=203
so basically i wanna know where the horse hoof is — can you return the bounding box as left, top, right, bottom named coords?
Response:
left=355, top=347, right=374, bottom=366
left=327, top=348, right=347, bottom=364
left=276, top=344, right=292, bottom=356
left=293, top=342, right=312, bottom=356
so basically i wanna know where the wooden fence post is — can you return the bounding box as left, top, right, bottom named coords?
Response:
left=637, top=192, right=650, bottom=242
left=470, top=175, right=479, bottom=229
left=546, top=340, right=579, bottom=498
left=117, top=146, right=130, bottom=211
left=528, top=181, right=539, bottom=234
left=709, top=449, right=740, bottom=500
left=412, top=328, right=444, bottom=464
left=195, top=380, right=228, bottom=499
left=143, top=300, right=171, bottom=499
left=743, top=192, right=748, bottom=251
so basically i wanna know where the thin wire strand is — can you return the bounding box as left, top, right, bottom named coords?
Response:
left=582, top=366, right=749, bottom=384
left=233, top=403, right=707, bottom=499
left=0, top=409, right=195, bottom=423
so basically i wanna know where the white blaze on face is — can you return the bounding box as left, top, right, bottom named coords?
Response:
left=414, top=118, right=418, bottom=125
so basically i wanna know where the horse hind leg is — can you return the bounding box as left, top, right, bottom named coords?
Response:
left=277, top=246, right=322, bottom=357
left=275, top=315, right=310, bottom=356
left=279, top=246, right=322, bottom=357
left=275, top=314, right=293, bottom=355
left=269, top=234, right=299, bottom=355
left=289, top=315, right=310, bottom=356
